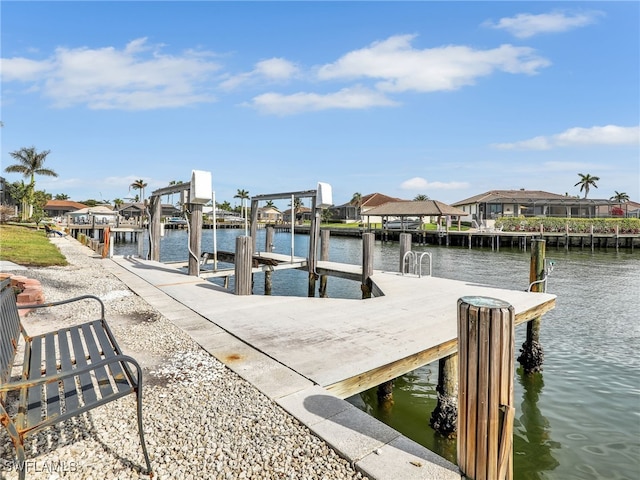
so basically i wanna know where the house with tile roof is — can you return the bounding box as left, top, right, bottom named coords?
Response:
left=43, top=200, right=88, bottom=218
left=452, top=189, right=618, bottom=223
left=332, top=193, right=404, bottom=223
left=363, top=200, right=467, bottom=229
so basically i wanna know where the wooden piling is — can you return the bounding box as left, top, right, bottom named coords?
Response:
left=319, top=230, right=330, bottom=298
left=149, top=195, right=162, bottom=261
left=361, top=233, right=374, bottom=299
left=265, top=226, right=274, bottom=295
left=399, top=233, right=411, bottom=273
left=430, top=353, right=459, bottom=437
left=188, top=203, right=203, bottom=276
left=308, top=198, right=319, bottom=297
left=517, top=239, right=546, bottom=373
left=235, top=236, right=253, bottom=295
left=458, top=296, right=515, bottom=480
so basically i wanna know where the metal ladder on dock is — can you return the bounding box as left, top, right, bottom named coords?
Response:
left=402, top=251, right=432, bottom=277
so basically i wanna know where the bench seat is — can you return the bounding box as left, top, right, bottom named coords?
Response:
left=0, top=278, right=153, bottom=479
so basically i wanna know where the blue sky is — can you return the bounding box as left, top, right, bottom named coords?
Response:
left=1, top=1, right=638, bottom=209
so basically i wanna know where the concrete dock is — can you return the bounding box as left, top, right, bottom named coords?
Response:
left=101, top=254, right=555, bottom=480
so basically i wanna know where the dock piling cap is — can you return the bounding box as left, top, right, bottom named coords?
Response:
left=459, top=296, right=512, bottom=309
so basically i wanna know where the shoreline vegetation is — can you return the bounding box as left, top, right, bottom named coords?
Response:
left=495, top=216, right=640, bottom=234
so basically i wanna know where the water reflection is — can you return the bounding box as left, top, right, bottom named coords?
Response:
left=514, top=368, right=560, bottom=480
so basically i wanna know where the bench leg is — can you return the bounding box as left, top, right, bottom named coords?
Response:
left=135, top=381, right=153, bottom=477
left=16, top=444, right=26, bottom=480
left=1, top=404, right=27, bottom=480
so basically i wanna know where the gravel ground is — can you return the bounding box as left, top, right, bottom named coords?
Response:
left=1, top=238, right=369, bottom=480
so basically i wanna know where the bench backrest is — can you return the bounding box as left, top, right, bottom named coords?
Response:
left=0, top=278, right=21, bottom=386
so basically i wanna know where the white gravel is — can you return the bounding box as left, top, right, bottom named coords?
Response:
left=0, top=238, right=369, bottom=480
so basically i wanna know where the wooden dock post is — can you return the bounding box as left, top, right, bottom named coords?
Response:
left=308, top=197, right=320, bottom=297
left=458, top=296, right=515, bottom=480
left=149, top=195, right=162, bottom=261
left=517, top=239, right=546, bottom=373
left=188, top=203, right=203, bottom=276
left=430, top=353, right=458, bottom=437
left=235, top=236, right=253, bottom=295
left=319, top=230, right=330, bottom=298
left=361, top=233, right=374, bottom=299
left=264, top=226, right=274, bottom=295
left=399, top=233, right=411, bottom=273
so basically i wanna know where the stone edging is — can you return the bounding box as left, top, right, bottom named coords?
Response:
left=0, top=273, right=45, bottom=316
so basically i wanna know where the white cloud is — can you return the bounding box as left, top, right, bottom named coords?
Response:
left=1, top=57, right=54, bottom=82
left=554, top=125, right=639, bottom=146
left=317, top=34, right=550, bottom=93
left=247, top=86, right=397, bottom=115
left=492, top=125, right=640, bottom=150
left=483, top=10, right=603, bottom=39
left=400, top=177, right=469, bottom=191
left=255, top=58, right=299, bottom=80
left=220, top=57, right=299, bottom=90
left=2, top=38, right=221, bottom=110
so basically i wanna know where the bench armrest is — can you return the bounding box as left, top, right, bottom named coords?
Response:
left=17, top=294, right=106, bottom=319
left=0, top=354, right=142, bottom=393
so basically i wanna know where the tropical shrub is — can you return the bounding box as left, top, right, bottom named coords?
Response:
left=496, top=216, right=640, bottom=234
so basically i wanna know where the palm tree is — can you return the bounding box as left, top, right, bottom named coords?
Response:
left=129, top=179, right=148, bottom=227
left=234, top=189, right=250, bottom=219
left=129, top=179, right=148, bottom=203
left=350, top=192, right=362, bottom=221
left=414, top=194, right=430, bottom=201
left=610, top=191, right=630, bottom=216
left=7, top=181, right=30, bottom=220
left=287, top=197, right=303, bottom=224
left=574, top=173, right=600, bottom=199
left=4, top=146, right=58, bottom=220
left=54, top=193, right=70, bottom=200
left=610, top=191, right=629, bottom=203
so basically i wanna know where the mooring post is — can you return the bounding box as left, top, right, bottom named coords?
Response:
left=517, top=239, right=546, bottom=373
left=430, top=353, right=459, bottom=437
left=188, top=203, right=203, bottom=276
left=264, top=226, right=274, bottom=295
left=399, top=233, right=411, bottom=273
left=308, top=197, right=319, bottom=297
left=235, top=235, right=253, bottom=295
left=458, top=296, right=515, bottom=480
left=149, top=195, right=162, bottom=261
left=361, top=232, right=374, bottom=299
left=319, top=229, right=330, bottom=298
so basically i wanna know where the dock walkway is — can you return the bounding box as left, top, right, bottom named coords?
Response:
left=106, top=255, right=555, bottom=479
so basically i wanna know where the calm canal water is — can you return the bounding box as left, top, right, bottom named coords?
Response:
left=115, top=228, right=640, bottom=480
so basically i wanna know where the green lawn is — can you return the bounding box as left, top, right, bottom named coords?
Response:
left=0, top=224, right=68, bottom=267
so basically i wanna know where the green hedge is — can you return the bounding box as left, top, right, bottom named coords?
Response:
left=495, top=217, right=640, bottom=234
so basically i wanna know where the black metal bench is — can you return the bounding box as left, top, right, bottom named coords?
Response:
left=0, top=278, right=153, bottom=479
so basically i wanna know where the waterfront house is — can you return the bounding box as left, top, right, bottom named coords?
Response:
left=256, top=206, right=282, bottom=223
left=452, top=189, right=617, bottom=223
left=43, top=200, right=88, bottom=219
left=363, top=200, right=466, bottom=229
left=332, top=193, right=403, bottom=223
left=283, top=206, right=312, bottom=224
left=596, top=199, right=640, bottom=218
left=67, top=205, right=118, bottom=225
